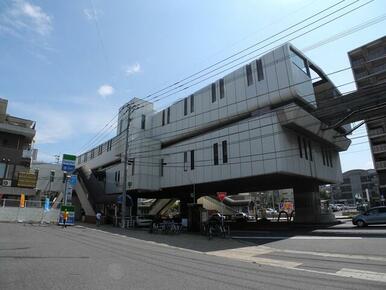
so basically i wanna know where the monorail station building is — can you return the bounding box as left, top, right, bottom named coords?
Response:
left=76, top=43, right=351, bottom=223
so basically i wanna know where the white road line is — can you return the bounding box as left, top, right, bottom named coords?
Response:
left=232, top=236, right=362, bottom=240
left=335, top=268, right=386, bottom=283
left=207, top=246, right=301, bottom=269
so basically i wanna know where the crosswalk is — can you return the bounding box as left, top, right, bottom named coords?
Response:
left=207, top=244, right=386, bottom=283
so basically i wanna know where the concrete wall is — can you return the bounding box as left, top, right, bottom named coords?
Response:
left=0, top=207, right=60, bottom=223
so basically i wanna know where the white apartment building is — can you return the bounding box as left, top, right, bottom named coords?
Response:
left=77, top=43, right=351, bottom=222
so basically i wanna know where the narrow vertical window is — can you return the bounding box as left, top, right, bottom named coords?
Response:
left=83, top=154, right=87, bottom=162
left=141, top=114, right=146, bottom=129
left=308, top=140, right=313, bottom=161
left=114, top=171, right=117, bottom=182
left=303, top=138, right=308, bottom=160
left=328, top=151, right=333, bottom=167
left=213, top=143, right=219, bottom=165
left=222, top=140, right=228, bottom=163
left=211, top=83, right=216, bottom=103
left=184, top=98, right=188, bottom=116
left=167, top=108, right=170, bottom=124
left=219, top=79, right=225, bottom=99
left=117, top=171, right=120, bottom=183
left=322, top=147, right=326, bottom=166
left=256, top=59, right=264, bottom=81
left=190, top=150, right=195, bottom=170
left=131, top=158, right=135, bottom=176
left=120, top=119, right=124, bottom=133
left=162, top=110, right=165, bottom=126
left=246, top=64, right=253, bottom=86
left=190, top=94, right=194, bottom=113
left=297, top=136, right=303, bottom=158
left=183, top=152, right=188, bottom=171
left=160, top=159, right=164, bottom=176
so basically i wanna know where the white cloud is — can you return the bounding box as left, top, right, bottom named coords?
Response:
left=9, top=99, right=117, bottom=145
left=125, top=63, right=142, bottom=76
left=83, top=8, right=102, bottom=21
left=0, top=0, right=52, bottom=37
left=98, top=84, right=114, bottom=98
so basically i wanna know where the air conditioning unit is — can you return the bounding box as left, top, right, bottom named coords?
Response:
left=2, top=180, right=12, bottom=187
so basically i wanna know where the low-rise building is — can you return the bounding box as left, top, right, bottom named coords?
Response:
left=0, top=98, right=37, bottom=199
left=330, top=169, right=380, bottom=205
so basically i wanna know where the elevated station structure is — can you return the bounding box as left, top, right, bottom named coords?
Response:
left=77, top=43, right=353, bottom=223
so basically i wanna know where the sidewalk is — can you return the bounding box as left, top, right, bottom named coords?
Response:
left=75, top=222, right=254, bottom=253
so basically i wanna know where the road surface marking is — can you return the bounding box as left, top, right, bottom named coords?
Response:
left=232, top=236, right=362, bottom=240
left=335, top=268, right=386, bottom=283
left=207, top=246, right=301, bottom=269
left=257, top=246, right=386, bottom=263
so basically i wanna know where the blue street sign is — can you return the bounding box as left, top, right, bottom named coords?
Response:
left=70, top=175, right=77, bottom=186
left=62, top=164, right=75, bottom=172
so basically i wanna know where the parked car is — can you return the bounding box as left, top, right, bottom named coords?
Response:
left=352, top=206, right=386, bottom=227
left=232, top=212, right=249, bottom=222
left=265, top=208, right=278, bottom=217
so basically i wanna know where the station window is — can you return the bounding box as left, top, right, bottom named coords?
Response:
left=131, top=158, right=135, bottom=176
left=90, top=149, right=95, bottom=159
left=222, top=140, right=228, bottom=163
left=162, top=110, right=165, bottom=126
left=190, top=150, right=195, bottom=170
left=213, top=143, right=219, bottom=165
left=303, top=138, right=308, bottom=160
left=83, top=153, right=88, bottom=162
left=167, top=108, right=170, bottom=124
left=141, top=114, right=146, bottom=129
left=211, top=83, right=216, bottom=103
left=190, top=94, right=194, bottom=113
left=308, top=140, right=313, bottom=161
left=297, top=136, right=303, bottom=158
left=219, top=79, right=225, bottom=99
left=183, top=152, right=188, bottom=171
left=246, top=64, right=253, bottom=86
left=98, top=145, right=103, bottom=155
left=321, top=147, right=326, bottom=166
left=184, top=98, right=188, bottom=116
left=256, top=59, right=264, bottom=81
left=107, top=140, right=112, bottom=152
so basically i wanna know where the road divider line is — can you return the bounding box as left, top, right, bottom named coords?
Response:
left=232, top=236, right=362, bottom=240
left=335, top=268, right=386, bottom=283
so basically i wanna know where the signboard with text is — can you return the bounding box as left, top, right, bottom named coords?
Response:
left=62, top=154, right=76, bottom=172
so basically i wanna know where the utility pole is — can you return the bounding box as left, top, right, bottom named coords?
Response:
left=121, top=104, right=134, bottom=228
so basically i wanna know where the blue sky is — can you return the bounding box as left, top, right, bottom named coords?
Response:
left=0, top=0, right=385, bottom=171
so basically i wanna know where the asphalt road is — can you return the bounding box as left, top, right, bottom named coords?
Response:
left=1, top=222, right=386, bottom=290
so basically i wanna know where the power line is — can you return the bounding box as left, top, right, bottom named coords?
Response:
left=77, top=0, right=375, bottom=152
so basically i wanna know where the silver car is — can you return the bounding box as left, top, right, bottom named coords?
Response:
left=352, top=206, right=386, bottom=227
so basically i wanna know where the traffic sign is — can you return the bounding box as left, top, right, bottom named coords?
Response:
left=217, top=192, right=227, bottom=202
left=69, top=175, right=77, bottom=186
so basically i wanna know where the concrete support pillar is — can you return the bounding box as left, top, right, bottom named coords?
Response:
left=293, top=184, right=336, bottom=224
left=131, top=196, right=138, bottom=217
left=179, top=198, right=189, bottom=219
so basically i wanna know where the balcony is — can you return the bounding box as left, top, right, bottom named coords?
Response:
left=375, top=160, right=386, bottom=171
left=373, top=143, right=386, bottom=154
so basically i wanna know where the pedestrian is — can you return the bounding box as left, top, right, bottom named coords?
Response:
left=81, top=208, right=86, bottom=222
left=96, top=211, right=102, bottom=227
left=62, top=209, right=69, bottom=228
